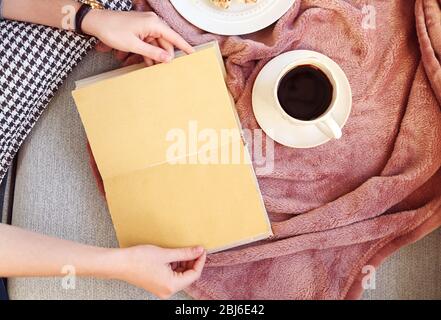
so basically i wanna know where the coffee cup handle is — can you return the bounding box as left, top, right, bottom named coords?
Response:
left=316, top=116, right=342, bottom=140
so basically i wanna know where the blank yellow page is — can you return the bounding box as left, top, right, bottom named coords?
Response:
left=72, top=45, right=272, bottom=252
left=73, top=47, right=239, bottom=179
left=105, top=142, right=271, bottom=251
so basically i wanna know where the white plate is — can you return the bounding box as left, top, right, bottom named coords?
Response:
left=170, top=0, right=295, bottom=36
left=252, top=50, right=352, bottom=149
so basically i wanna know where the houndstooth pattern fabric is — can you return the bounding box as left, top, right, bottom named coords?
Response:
left=0, top=0, right=132, bottom=182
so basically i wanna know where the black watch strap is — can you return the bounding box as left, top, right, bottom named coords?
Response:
left=75, top=4, right=93, bottom=36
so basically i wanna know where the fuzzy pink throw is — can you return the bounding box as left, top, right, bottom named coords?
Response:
left=93, top=0, right=441, bottom=299
left=145, top=0, right=441, bottom=300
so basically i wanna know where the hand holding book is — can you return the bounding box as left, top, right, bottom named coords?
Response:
left=0, top=224, right=206, bottom=299
left=95, top=0, right=159, bottom=66
left=82, top=9, right=195, bottom=64
left=111, top=245, right=207, bottom=299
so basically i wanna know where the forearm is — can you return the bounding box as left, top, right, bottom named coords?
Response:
left=2, top=0, right=81, bottom=31
left=0, top=223, right=116, bottom=279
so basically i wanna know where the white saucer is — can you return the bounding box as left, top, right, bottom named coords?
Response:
left=252, top=50, right=352, bottom=148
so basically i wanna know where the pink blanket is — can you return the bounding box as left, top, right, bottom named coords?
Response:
left=104, top=0, right=441, bottom=299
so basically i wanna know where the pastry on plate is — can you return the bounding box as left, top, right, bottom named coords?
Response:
left=210, top=0, right=257, bottom=9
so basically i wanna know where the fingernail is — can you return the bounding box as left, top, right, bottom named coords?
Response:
left=160, top=52, right=172, bottom=63
left=194, top=246, right=204, bottom=254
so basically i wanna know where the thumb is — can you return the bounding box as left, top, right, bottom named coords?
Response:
left=163, top=246, right=205, bottom=263
left=130, top=37, right=172, bottom=63
left=173, top=252, right=207, bottom=290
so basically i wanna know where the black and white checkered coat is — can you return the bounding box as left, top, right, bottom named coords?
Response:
left=0, top=0, right=132, bottom=182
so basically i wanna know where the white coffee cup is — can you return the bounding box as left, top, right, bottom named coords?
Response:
left=273, top=58, right=342, bottom=140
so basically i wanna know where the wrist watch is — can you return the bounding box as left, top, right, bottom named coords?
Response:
left=75, top=0, right=105, bottom=35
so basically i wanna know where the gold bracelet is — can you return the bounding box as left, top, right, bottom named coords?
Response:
left=78, top=0, right=104, bottom=10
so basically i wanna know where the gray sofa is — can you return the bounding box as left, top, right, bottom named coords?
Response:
left=1, top=51, right=440, bottom=300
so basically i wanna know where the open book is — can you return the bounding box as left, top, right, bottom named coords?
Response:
left=72, top=42, right=272, bottom=253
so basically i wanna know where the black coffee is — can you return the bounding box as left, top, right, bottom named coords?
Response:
left=277, top=64, right=333, bottom=121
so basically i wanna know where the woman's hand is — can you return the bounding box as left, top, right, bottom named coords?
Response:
left=2, top=0, right=175, bottom=66
left=82, top=9, right=194, bottom=64
left=95, top=0, right=161, bottom=66
left=109, top=245, right=207, bottom=299
left=0, top=224, right=206, bottom=300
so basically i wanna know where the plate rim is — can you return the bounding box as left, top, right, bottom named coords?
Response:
left=170, top=0, right=296, bottom=36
